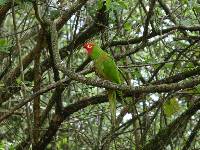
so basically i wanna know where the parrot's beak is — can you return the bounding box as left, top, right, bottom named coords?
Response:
left=83, top=43, right=89, bottom=54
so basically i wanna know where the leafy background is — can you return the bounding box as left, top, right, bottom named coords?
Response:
left=0, top=0, right=200, bottom=149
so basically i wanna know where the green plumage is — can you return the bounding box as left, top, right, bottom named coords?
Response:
left=89, top=44, right=121, bottom=127
left=89, top=45, right=121, bottom=84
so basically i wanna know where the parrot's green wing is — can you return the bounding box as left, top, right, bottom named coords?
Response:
left=94, top=52, right=121, bottom=84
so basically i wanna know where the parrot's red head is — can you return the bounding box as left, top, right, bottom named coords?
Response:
left=83, top=43, right=94, bottom=55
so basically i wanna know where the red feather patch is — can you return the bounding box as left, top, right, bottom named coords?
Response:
left=83, top=43, right=94, bottom=55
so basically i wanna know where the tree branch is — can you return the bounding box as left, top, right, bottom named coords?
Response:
left=143, top=0, right=156, bottom=40
left=181, top=118, right=200, bottom=150
left=143, top=100, right=200, bottom=150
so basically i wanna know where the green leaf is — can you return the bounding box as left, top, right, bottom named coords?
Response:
left=0, top=48, right=9, bottom=54
left=0, top=39, right=11, bottom=54
left=0, top=141, right=5, bottom=150
left=0, top=39, right=7, bottom=45
left=117, top=0, right=128, bottom=9
left=193, top=5, right=200, bottom=13
left=9, top=145, right=15, bottom=150
left=0, top=82, right=4, bottom=87
left=195, top=85, right=200, bottom=93
left=187, top=62, right=194, bottom=68
left=124, top=22, right=132, bottom=31
left=132, top=70, right=141, bottom=78
left=16, top=79, right=22, bottom=85
left=15, top=0, right=22, bottom=5
left=106, top=0, right=111, bottom=10
left=50, top=10, right=60, bottom=20
left=98, top=0, right=103, bottom=9
left=179, top=0, right=188, bottom=4
left=62, top=138, right=67, bottom=144
left=164, top=63, right=173, bottom=69
left=163, top=98, right=180, bottom=117
left=0, top=0, right=6, bottom=5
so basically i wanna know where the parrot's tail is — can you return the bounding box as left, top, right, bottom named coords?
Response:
left=108, top=90, right=117, bottom=128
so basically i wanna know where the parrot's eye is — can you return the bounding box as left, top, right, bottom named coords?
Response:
left=87, top=45, right=92, bottom=48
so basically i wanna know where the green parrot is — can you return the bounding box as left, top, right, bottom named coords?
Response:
left=83, top=42, right=122, bottom=127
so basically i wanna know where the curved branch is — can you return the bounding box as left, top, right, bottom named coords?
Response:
left=182, top=118, right=200, bottom=150
left=0, top=0, right=12, bottom=26
left=144, top=100, right=200, bottom=150
left=1, top=65, right=200, bottom=123
left=35, top=94, right=107, bottom=149
left=143, top=0, right=156, bottom=39
left=108, top=25, right=200, bottom=47
left=0, top=0, right=90, bottom=103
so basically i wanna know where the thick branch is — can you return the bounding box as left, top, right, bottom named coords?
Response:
left=0, top=78, right=68, bottom=122
left=36, top=95, right=106, bottom=149
left=143, top=0, right=156, bottom=39
left=0, top=0, right=12, bottom=26
left=0, top=34, right=44, bottom=104
left=153, top=66, right=200, bottom=84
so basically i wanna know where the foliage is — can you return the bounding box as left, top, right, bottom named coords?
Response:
left=0, top=0, right=200, bottom=150
left=163, top=97, right=180, bottom=117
